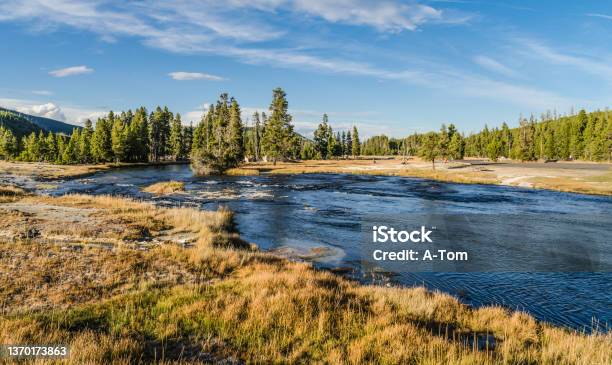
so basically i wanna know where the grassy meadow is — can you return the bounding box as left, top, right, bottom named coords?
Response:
left=0, top=185, right=610, bottom=364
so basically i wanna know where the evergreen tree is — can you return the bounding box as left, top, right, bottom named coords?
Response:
left=91, top=117, right=113, bottom=162
left=345, top=130, right=352, bottom=158
left=486, top=138, right=501, bottom=162
left=183, top=122, right=194, bottom=158
left=45, top=132, right=58, bottom=162
left=227, top=98, right=244, bottom=164
left=313, top=114, right=330, bottom=159
left=327, top=125, right=336, bottom=159
left=149, top=107, right=168, bottom=162
left=253, top=112, right=261, bottom=161
left=448, top=133, right=465, bottom=160
left=62, top=128, right=80, bottom=164
left=129, top=107, right=149, bottom=162
left=0, top=126, right=18, bottom=159
left=300, top=140, right=316, bottom=160
left=78, top=119, right=93, bottom=163
left=20, top=133, right=39, bottom=161
left=419, top=132, right=439, bottom=170
left=191, top=93, right=246, bottom=174
left=261, top=88, right=293, bottom=164
left=438, top=124, right=450, bottom=161
left=351, top=126, right=360, bottom=157
left=169, top=113, right=185, bottom=160
left=111, top=118, right=129, bottom=163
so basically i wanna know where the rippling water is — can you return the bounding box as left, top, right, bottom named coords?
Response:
left=40, top=164, right=612, bottom=332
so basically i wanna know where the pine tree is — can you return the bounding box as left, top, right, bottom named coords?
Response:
left=169, top=113, right=185, bottom=161
left=438, top=124, right=450, bottom=161
left=261, top=88, right=293, bottom=165
left=62, top=128, right=80, bottom=164
left=253, top=112, right=261, bottom=161
left=45, top=132, right=58, bottom=162
left=313, top=114, right=330, bottom=159
left=0, top=126, right=18, bottom=159
left=300, top=140, right=316, bottom=160
left=149, top=107, right=166, bottom=162
left=327, top=125, right=336, bottom=159
left=183, top=122, right=193, bottom=158
left=351, top=126, right=360, bottom=158
left=191, top=93, right=246, bottom=174
left=486, top=138, right=501, bottom=162
left=227, top=98, right=244, bottom=164
left=419, top=132, right=439, bottom=170
left=345, top=130, right=352, bottom=158
left=128, top=107, right=149, bottom=162
left=448, top=133, right=465, bottom=160
left=111, top=118, right=128, bottom=163
left=92, top=117, right=113, bottom=162
left=78, top=119, right=93, bottom=163
left=334, top=131, right=342, bottom=157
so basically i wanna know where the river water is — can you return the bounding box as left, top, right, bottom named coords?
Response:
left=32, top=164, right=611, bottom=332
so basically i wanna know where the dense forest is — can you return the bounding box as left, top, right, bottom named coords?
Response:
left=0, top=89, right=610, bottom=168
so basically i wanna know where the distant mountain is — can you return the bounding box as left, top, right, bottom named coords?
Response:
left=0, top=110, right=43, bottom=137
left=0, top=107, right=80, bottom=135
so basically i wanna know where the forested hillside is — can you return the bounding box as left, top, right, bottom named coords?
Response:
left=0, top=110, right=43, bottom=137
left=0, top=107, right=80, bottom=135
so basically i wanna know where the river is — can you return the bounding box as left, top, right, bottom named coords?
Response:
left=28, top=164, right=612, bottom=332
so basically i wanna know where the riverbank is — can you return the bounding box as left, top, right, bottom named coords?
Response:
left=0, top=186, right=609, bottom=363
left=235, top=158, right=612, bottom=196
left=2, top=159, right=610, bottom=196
left=0, top=160, right=188, bottom=180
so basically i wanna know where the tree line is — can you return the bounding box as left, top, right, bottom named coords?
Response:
left=1, top=93, right=609, bottom=168
left=0, top=106, right=193, bottom=164
left=355, top=109, right=611, bottom=164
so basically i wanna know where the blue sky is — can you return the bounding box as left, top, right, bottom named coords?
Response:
left=1, top=0, right=611, bottom=137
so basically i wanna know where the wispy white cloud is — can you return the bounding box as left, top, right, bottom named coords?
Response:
left=585, top=13, right=612, bottom=21
left=31, top=90, right=53, bottom=96
left=519, top=38, right=612, bottom=80
left=473, top=55, right=519, bottom=78
left=49, top=65, right=93, bottom=77
left=0, top=1, right=579, bottom=116
left=0, top=97, right=106, bottom=125
left=291, top=0, right=442, bottom=32
left=169, top=72, right=224, bottom=81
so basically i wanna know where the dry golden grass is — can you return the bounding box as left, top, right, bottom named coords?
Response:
left=225, top=167, right=260, bottom=176
left=0, top=184, right=26, bottom=196
left=142, top=181, right=186, bottom=195
left=0, top=161, right=112, bottom=179
left=0, top=161, right=186, bottom=180
left=238, top=159, right=498, bottom=184
left=529, top=171, right=612, bottom=196
left=0, top=193, right=610, bottom=364
left=0, top=183, right=28, bottom=203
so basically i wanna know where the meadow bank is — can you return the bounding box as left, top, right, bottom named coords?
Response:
left=0, top=185, right=610, bottom=364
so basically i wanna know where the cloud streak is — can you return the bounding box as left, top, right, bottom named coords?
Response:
left=473, top=55, right=519, bottom=78
left=169, top=72, right=224, bottom=81
left=585, top=13, right=612, bottom=21
left=49, top=65, right=93, bottom=77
